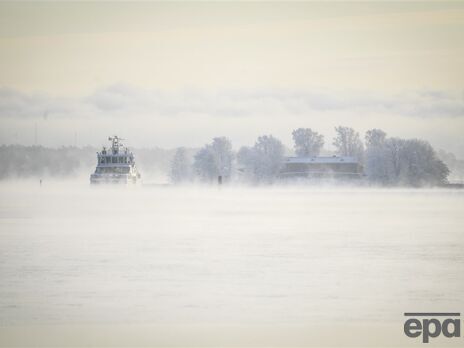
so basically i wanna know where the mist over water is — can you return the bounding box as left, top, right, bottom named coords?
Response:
left=1, top=181, right=463, bottom=328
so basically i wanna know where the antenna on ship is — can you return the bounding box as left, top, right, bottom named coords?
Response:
left=108, top=135, right=124, bottom=154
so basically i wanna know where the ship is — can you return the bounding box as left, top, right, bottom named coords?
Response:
left=90, top=136, right=141, bottom=184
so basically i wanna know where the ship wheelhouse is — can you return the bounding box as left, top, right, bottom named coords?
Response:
left=90, top=136, right=141, bottom=184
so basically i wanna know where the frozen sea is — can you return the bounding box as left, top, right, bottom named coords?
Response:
left=0, top=181, right=463, bottom=346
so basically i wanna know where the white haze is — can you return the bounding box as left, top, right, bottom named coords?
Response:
left=1, top=86, right=464, bottom=157
left=1, top=181, right=463, bottom=346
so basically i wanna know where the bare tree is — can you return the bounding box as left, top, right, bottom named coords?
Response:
left=170, top=147, right=191, bottom=183
left=365, top=135, right=449, bottom=186
left=193, top=137, right=234, bottom=182
left=365, top=129, right=387, bottom=148
left=365, top=129, right=389, bottom=184
left=292, top=128, right=324, bottom=157
left=237, top=135, right=285, bottom=183
left=333, top=126, right=364, bottom=160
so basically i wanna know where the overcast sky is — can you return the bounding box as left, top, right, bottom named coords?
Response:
left=0, top=1, right=463, bottom=155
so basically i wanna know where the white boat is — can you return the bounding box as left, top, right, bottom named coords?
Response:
left=90, top=136, right=141, bottom=184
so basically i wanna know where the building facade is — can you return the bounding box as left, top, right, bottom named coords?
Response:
left=280, top=156, right=364, bottom=179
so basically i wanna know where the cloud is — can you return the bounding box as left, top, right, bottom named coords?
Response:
left=1, top=85, right=463, bottom=122
left=0, top=85, right=463, bottom=157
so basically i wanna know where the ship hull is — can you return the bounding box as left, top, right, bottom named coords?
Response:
left=90, top=174, right=138, bottom=185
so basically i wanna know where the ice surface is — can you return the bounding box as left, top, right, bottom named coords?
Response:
left=0, top=181, right=463, bottom=328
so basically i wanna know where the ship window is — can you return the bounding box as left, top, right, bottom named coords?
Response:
left=106, top=156, right=111, bottom=163
left=118, top=157, right=124, bottom=163
left=100, top=157, right=105, bottom=164
left=112, top=157, right=117, bottom=164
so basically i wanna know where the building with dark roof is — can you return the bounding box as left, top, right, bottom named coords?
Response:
left=280, top=156, right=363, bottom=179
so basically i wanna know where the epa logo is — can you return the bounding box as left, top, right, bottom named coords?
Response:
left=404, top=313, right=461, bottom=343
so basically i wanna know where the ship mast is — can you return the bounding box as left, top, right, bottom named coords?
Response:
left=108, top=136, right=124, bottom=154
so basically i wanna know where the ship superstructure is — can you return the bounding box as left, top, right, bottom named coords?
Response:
left=90, top=136, right=141, bottom=184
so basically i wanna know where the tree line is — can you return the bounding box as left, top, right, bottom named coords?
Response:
left=170, top=127, right=451, bottom=186
left=0, top=128, right=457, bottom=186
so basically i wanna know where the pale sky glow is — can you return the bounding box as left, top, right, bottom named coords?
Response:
left=0, top=1, right=463, bottom=154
